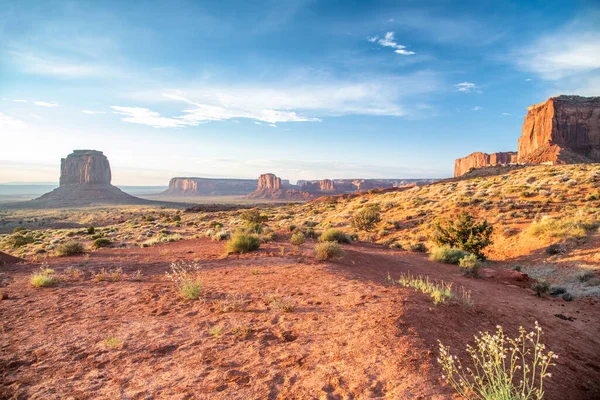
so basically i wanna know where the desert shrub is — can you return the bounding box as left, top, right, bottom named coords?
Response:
left=527, top=216, right=598, bottom=239
left=549, top=286, right=567, bottom=296
left=438, top=323, right=557, bottom=400
left=93, top=267, right=124, bottom=282
left=55, top=241, right=84, bottom=256
left=212, top=230, right=230, bottom=241
left=240, top=209, right=268, bottom=224
left=319, top=229, right=351, bottom=244
left=315, top=241, right=344, bottom=261
left=429, top=246, right=469, bottom=265
left=166, top=261, right=203, bottom=300
left=351, top=206, right=381, bottom=232
left=87, top=226, right=95, bottom=234
left=395, top=272, right=457, bottom=305
left=532, top=280, right=550, bottom=297
left=290, top=231, right=305, bottom=246
left=8, top=234, right=34, bottom=248
left=226, top=233, right=260, bottom=254
left=92, top=238, right=111, bottom=249
left=458, top=254, right=481, bottom=276
left=30, top=266, right=58, bottom=288
left=104, top=337, right=123, bottom=349
left=433, top=211, right=493, bottom=259
left=244, top=222, right=263, bottom=234
left=545, top=243, right=566, bottom=255
left=575, top=270, right=596, bottom=283
left=409, top=242, right=428, bottom=253
left=13, top=227, right=27, bottom=233
left=208, top=221, right=223, bottom=229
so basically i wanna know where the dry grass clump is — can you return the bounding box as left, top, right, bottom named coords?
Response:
left=429, top=246, right=470, bottom=265
left=290, top=231, right=305, bottom=246
left=319, top=229, right=351, bottom=244
left=166, top=261, right=203, bottom=300
left=93, top=267, right=125, bottom=282
left=527, top=216, right=598, bottom=239
left=55, top=241, right=84, bottom=256
left=30, top=266, right=59, bottom=288
left=104, top=336, right=123, bottom=349
left=438, top=323, right=557, bottom=400
left=315, top=241, right=344, bottom=261
left=458, top=253, right=481, bottom=276
left=394, top=272, right=455, bottom=305
left=225, top=233, right=261, bottom=254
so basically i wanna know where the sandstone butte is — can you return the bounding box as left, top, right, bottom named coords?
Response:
left=26, top=150, right=148, bottom=207
left=163, top=177, right=257, bottom=196
left=454, top=95, right=600, bottom=177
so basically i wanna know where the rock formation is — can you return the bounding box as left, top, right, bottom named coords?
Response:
left=248, top=173, right=310, bottom=200
left=454, top=95, right=600, bottom=177
left=257, top=173, right=282, bottom=191
left=24, top=150, right=150, bottom=207
left=454, top=152, right=518, bottom=177
left=518, top=95, right=600, bottom=164
left=301, top=179, right=336, bottom=193
left=164, top=178, right=257, bottom=196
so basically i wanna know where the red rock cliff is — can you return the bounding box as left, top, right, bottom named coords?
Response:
left=518, top=95, right=600, bottom=163
left=165, top=178, right=257, bottom=196
left=60, top=150, right=111, bottom=186
left=256, top=173, right=282, bottom=190
left=454, top=151, right=517, bottom=177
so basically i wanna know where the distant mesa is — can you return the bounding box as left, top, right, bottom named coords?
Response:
left=248, top=173, right=437, bottom=200
left=22, top=150, right=151, bottom=207
left=164, top=177, right=257, bottom=196
left=454, top=95, right=600, bottom=177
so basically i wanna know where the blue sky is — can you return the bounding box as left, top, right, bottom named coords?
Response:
left=1, top=0, right=599, bottom=185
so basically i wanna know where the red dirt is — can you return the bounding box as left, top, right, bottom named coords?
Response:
left=0, top=252, right=22, bottom=266
left=0, top=238, right=598, bottom=399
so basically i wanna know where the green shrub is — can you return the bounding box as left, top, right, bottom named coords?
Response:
left=409, top=242, right=428, bottom=253
left=92, top=238, right=111, bottom=249
left=433, top=211, right=493, bottom=259
left=30, top=266, right=58, bottom=288
left=55, top=241, right=84, bottom=256
left=546, top=243, right=566, bottom=255
left=527, top=216, right=598, bottom=239
left=9, top=234, right=34, bottom=248
left=429, top=246, right=469, bottom=265
left=315, top=241, right=344, bottom=261
left=351, top=206, right=381, bottom=232
left=240, top=209, right=268, bottom=224
left=244, top=222, right=263, bottom=234
left=319, top=229, right=351, bottom=244
left=212, top=230, right=231, bottom=241
left=87, top=226, right=95, bottom=234
left=458, top=254, right=481, bottom=276
left=532, top=280, right=550, bottom=297
left=13, top=227, right=27, bottom=234
left=226, top=233, right=261, bottom=254
left=166, top=261, right=203, bottom=300
left=290, top=232, right=305, bottom=246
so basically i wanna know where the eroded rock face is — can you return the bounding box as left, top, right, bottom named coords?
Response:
left=454, top=152, right=518, bottom=177
left=257, top=173, right=282, bottom=190
left=301, top=179, right=336, bottom=193
left=60, top=150, right=111, bottom=186
left=518, top=95, right=600, bottom=163
left=165, top=178, right=257, bottom=196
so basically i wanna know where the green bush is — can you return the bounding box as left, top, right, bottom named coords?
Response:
left=458, top=254, right=481, bottom=276
left=55, top=241, right=85, bottom=256
left=290, top=231, right=305, bottom=246
left=240, top=209, right=268, bottom=224
left=351, top=206, right=381, bottom=232
left=92, top=238, right=111, bottom=249
left=319, top=229, right=352, bottom=244
left=409, top=242, right=428, bottom=253
left=13, top=227, right=27, bottom=234
left=315, top=241, right=344, bottom=261
left=87, top=226, right=95, bottom=234
left=433, top=211, right=493, bottom=259
left=8, top=234, right=34, bottom=248
left=532, top=280, right=550, bottom=297
left=226, top=233, right=261, bottom=254
left=430, top=246, right=469, bottom=264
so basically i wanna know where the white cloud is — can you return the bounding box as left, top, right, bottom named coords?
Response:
left=368, top=32, right=415, bottom=55
left=501, top=112, right=512, bottom=116
left=7, top=51, right=118, bottom=79
left=82, top=110, right=106, bottom=115
left=33, top=101, right=59, bottom=107
left=0, top=112, right=28, bottom=130
left=471, top=106, right=483, bottom=111
left=14, top=99, right=28, bottom=103
left=111, top=106, right=191, bottom=128
left=455, top=82, right=481, bottom=93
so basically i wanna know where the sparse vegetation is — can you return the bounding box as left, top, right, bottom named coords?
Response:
left=394, top=272, right=456, bottom=305
left=438, top=323, right=557, bottom=400
left=315, top=241, right=344, bottom=261
left=166, top=261, right=203, bottom=300
left=319, top=229, right=351, bottom=244
left=30, top=266, right=59, bottom=288
left=225, top=233, right=261, bottom=254
left=429, top=246, right=470, bottom=265
left=532, top=280, right=551, bottom=297
left=433, top=211, right=493, bottom=259
left=527, top=216, right=598, bottom=239
left=351, top=205, right=381, bottom=232
left=458, top=253, right=481, bottom=276
left=104, top=336, right=123, bottom=349
left=55, top=241, right=84, bottom=256
left=290, top=231, right=305, bottom=246
left=92, top=238, right=111, bottom=248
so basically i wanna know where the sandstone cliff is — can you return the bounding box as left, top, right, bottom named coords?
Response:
left=301, top=179, right=336, bottom=193
left=248, top=173, right=310, bottom=200
left=454, top=152, right=518, bottom=177
left=518, top=95, right=600, bottom=163
left=26, top=150, right=150, bottom=207
left=164, top=178, right=257, bottom=196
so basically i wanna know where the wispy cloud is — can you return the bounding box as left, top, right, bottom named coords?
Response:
left=367, top=32, right=415, bottom=55
left=471, top=106, right=483, bottom=111
left=33, top=101, right=59, bottom=107
left=0, top=112, right=28, bottom=130
left=82, top=110, right=106, bottom=115
left=455, top=82, right=481, bottom=93
left=501, top=112, right=512, bottom=116
left=111, top=106, right=191, bottom=128
left=7, top=51, right=118, bottom=79
left=13, top=99, right=28, bottom=103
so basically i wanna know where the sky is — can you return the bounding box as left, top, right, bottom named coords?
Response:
left=1, top=0, right=599, bottom=185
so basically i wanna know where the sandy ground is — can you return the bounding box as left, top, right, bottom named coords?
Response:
left=1, top=238, right=599, bottom=399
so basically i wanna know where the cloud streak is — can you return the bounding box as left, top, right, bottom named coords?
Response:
left=33, top=101, right=59, bottom=107
left=455, top=82, right=481, bottom=93
left=368, top=32, right=415, bottom=55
